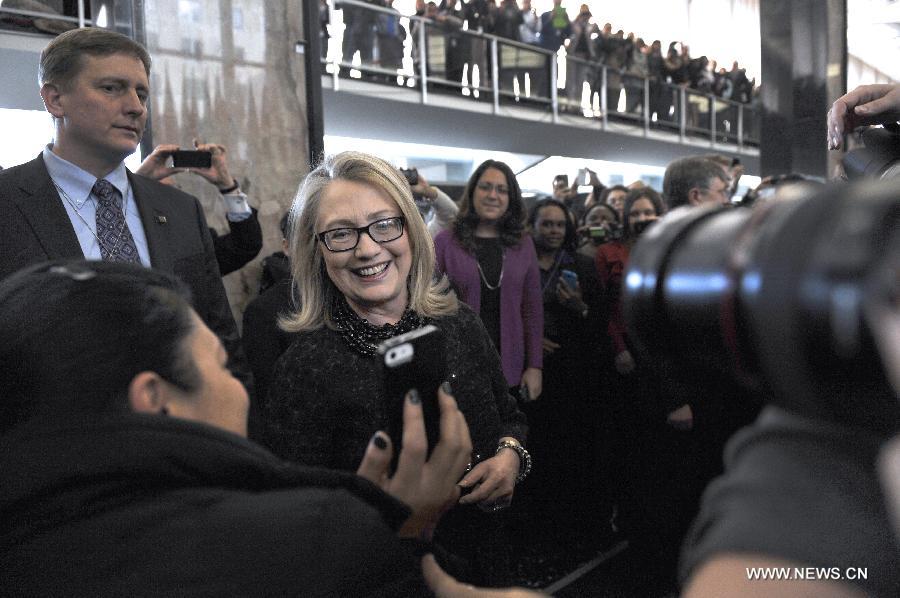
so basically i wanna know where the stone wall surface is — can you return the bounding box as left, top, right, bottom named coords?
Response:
left=142, top=0, right=309, bottom=326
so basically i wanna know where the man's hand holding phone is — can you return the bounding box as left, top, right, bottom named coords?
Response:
left=356, top=385, right=472, bottom=540
left=135, top=144, right=186, bottom=182
left=136, top=139, right=236, bottom=192
left=189, top=139, right=236, bottom=191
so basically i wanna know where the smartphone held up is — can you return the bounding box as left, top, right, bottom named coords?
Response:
left=560, top=269, right=579, bottom=289
left=171, top=150, right=212, bottom=169
left=400, top=167, right=419, bottom=186
left=378, top=325, right=447, bottom=465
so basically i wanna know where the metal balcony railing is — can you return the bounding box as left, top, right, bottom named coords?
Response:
left=322, top=0, right=760, bottom=148
left=0, top=0, right=89, bottom=29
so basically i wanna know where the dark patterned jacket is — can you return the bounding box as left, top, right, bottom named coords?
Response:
left=262, top=302, right=527, bottom=471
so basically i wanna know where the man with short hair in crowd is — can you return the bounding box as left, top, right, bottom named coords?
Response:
left=662, top=155, right=732, bottom=210
left=0, top=27, right=250, bottom=387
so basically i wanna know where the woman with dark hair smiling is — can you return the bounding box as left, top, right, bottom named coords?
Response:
left=434, top=160, right=543, bottom=402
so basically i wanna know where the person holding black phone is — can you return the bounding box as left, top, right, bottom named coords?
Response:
left=402, top=167, right=459, bottom=238
left=525, top=198, right=608, bottom=539
left=261, top=151, right=529, bottom=586
left=137, top=139, right=262, bottom=275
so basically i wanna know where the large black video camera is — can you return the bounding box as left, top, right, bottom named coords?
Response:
left=622, top=180, right=899, bottom=436
left=843, top=124, right=900, bottom=180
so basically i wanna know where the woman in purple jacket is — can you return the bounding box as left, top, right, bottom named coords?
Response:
left=434, top=160, right=543, bottom=401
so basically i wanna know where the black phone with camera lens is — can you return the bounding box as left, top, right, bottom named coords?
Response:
left=378, top=325, right=446, bottom=465
left=560, top=269, right=579, bottom=289
left=400, top=167, right=419, bottom=186
left=172, top=150, right=212, bottom=169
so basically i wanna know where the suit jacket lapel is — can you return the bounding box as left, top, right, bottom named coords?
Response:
left=129, top=172, right=174, bottom=273
left=13, top=156, right=84, bottom=259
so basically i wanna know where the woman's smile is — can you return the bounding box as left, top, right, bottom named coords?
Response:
left=352, top=261, right=391, bottom=279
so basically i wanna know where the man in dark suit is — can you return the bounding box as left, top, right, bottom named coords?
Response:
left=0, top=27, right=251, bottom=388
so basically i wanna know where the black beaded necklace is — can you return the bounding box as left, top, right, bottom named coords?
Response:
left=332, top=298, right=426, bottom=356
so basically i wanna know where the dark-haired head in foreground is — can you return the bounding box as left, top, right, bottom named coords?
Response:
left=0, top=259, right=248, bottom=436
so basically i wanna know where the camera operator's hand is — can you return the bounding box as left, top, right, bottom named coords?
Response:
left=135, top=144, right=186, bottom=182
left=828, top=83, right=900, bottom=150
left=410, top=173, right=438, bottom=201
left=422, top=555, right=548, bottom=597
left=356, top=386, right=472, bottom=540
left=614, top=350, right=636, bottom=375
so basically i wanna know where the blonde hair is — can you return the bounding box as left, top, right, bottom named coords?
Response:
left=280, top=151, right=458, bottom=332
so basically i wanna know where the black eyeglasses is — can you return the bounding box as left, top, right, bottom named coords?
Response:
left=476, top=181, right=509, bottom=196
left=317, top=216, right=405, bottom=252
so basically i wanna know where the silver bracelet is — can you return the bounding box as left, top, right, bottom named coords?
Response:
left=496, top=440, right=532, bottom=484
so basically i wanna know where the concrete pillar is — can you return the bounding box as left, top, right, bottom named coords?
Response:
left=759, top=0, right=846, bottom=178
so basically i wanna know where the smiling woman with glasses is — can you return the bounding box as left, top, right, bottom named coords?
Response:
left=259, top=151, right=528, bottom=586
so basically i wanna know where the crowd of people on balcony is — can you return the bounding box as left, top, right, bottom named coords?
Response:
left=325, top=0, right=758, bottom=110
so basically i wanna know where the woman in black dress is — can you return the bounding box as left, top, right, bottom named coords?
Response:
left=261, top=151, right=529, bottom=585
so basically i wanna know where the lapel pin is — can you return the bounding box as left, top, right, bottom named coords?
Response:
left=156, top=216, right=167, bottom=224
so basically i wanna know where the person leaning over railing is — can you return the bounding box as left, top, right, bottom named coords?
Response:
left=436, top=0, right=467, bottom=86
left=565, top=5, right=598, bottom=108
left=519, top=0, right=540, bottom=45
left=624, top=37, right=649, bottom=114
left=375, top=0, right=406, bottom=80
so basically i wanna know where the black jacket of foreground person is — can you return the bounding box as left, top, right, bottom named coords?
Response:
left=0, top=414, right=426, bottom=597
